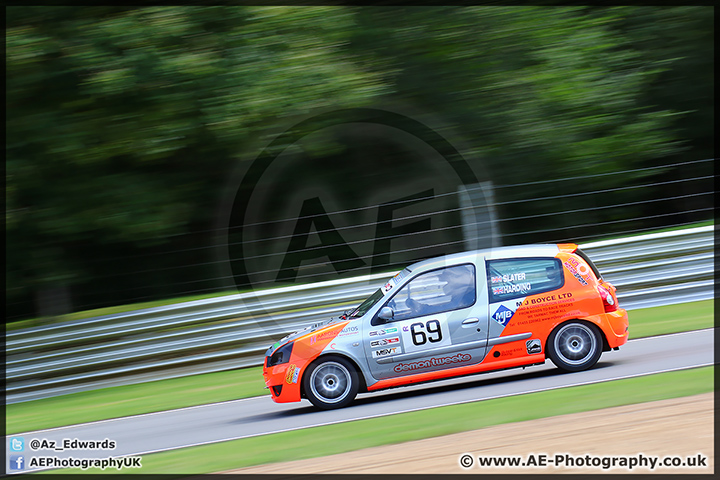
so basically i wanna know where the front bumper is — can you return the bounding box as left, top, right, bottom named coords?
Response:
left=263, top=361, right=303, bottom=403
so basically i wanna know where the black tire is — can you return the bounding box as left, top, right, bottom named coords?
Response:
left=303, top=356, right=359, bottom=409
left=547, top=321, right=603, bottom=372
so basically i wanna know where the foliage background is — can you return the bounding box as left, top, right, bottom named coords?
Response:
left=6, top=6, right=714, bottom=320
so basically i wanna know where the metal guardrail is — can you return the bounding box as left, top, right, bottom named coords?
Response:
left=5, top=225, right=714, bottom=403
left=581, top=226, right=714, bottom=309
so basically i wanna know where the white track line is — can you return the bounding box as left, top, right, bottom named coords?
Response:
left=8, top=360, right=713, bottom=475
left=110, top=363, right=717, bottom=458
left=13, top=394, right=267, bottom=436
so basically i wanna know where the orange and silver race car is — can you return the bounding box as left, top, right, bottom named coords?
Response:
left=263, top=244, right=629, bottom=409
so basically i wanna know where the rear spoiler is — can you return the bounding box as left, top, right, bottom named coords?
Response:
left=557, top=243, right=578, bottom=254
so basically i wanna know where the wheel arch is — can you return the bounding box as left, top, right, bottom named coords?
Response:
left=299, top=352, right=369, bottom=399
left=545, top=318, right=610, bottom=355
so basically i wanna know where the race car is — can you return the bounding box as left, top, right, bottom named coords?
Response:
left=263, top=243, right=629, bottom=409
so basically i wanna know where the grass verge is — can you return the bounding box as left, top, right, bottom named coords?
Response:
left=627, top=299, right=713, bottom=338
left=7, top=299, right=713, bottom=434
left=6, top=368, right=266, bottom=435
left=57, top=366, right=713, bottom=475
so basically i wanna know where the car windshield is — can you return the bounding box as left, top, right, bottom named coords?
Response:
left=348, top=288, right=384, bottom=318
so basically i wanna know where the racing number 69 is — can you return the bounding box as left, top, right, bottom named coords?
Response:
left=410, top=320, right=443, bottom=345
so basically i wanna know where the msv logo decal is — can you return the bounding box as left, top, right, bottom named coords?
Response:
left=492, top=305, right=515, bottom=326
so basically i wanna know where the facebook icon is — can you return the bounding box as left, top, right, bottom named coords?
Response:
left=10, top=455, right=24, bottom=470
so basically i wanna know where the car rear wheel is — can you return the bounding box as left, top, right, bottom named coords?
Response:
left=547, top=321, right=602, bottom=372
left=303, top=356, right=359, bottom=409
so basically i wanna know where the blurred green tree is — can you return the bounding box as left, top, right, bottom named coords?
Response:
left=5, top=6, right=713, bottom=320
left=6, top=6, right=390, bottom=317
left=346, top=6, right=708, bottom=241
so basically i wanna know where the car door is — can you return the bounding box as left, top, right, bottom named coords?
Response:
left=364, top=263, right=489, bottom=380
left=486, top=257, right=566, bottom=353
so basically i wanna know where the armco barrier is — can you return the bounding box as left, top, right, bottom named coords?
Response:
left=5, top=225, right=713, bottom=403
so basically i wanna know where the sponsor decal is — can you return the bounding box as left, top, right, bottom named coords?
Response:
left=494, top=272, right=527, bottom=283
left=338, top=325, right=359, bottom=336
left=493, top=283, right=532, bottom=295
left=285, top=364, right=297, bottom=384
left=370, top=336, right=400, bottom=347
left=516, top=292, right=574, bottom=324
left=528, top=294, right=555, bottom=304
left=492, top=273, right=527, bottom=286
left=492, top=305, right=515, bottom=326
left=383, top=271, right=406, bottom=293
left=369, top=327, right=398, bottom=336
left=310, top=325, right=358, bottom=344
left=564, top=257, right=589, bottom=285
left=496, top=347, right=524, bottom=357
left=329, top=343, right=337, bottom=350
left=372, top=346, right=401, bottom=358
left=394, top=353, right=472, bottom=372
left=524, top=292, right=571, bottom=305
left=526, top=339, right=542, bottom=354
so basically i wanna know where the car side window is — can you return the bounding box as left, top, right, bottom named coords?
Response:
left=487, top=257, right=564, bottom=302
left=386, top=264, right=476, bottom=321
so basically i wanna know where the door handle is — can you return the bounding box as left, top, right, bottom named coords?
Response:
left=462, top=317, right=479, bottom=325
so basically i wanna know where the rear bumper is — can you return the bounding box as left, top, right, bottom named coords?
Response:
left=604, top=308, right=629, bottom=347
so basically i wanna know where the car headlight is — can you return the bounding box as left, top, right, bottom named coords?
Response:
left=267, top=342, right=294, bottom=367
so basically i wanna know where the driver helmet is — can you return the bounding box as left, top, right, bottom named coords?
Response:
left=440, top=266, right=472, bottom=296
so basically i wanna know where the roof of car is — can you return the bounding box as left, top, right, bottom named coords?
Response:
left=408, top=244, right=561, bottom=273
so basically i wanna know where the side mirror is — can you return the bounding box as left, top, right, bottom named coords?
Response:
left=378, top=306, right=394, bottom=321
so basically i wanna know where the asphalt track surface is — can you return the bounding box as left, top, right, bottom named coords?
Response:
left=6, top=328, right=714, bottom=474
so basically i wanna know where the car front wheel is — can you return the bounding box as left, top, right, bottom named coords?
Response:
left=303, top=356, right=359, bottom=409
left=547, top=321, right=603, bottom=372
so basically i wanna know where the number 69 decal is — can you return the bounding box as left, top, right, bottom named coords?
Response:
left=410, top=320, right=443, bottom=346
